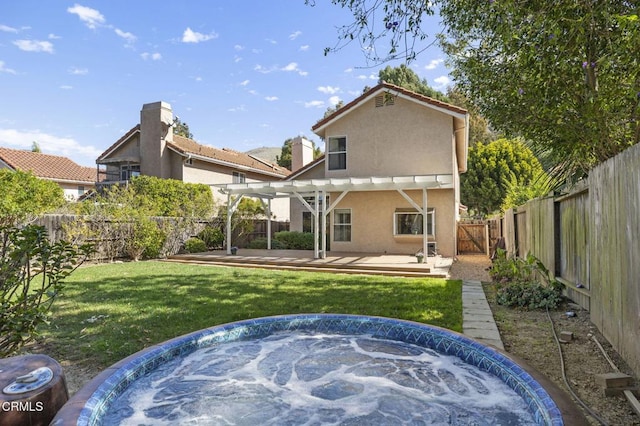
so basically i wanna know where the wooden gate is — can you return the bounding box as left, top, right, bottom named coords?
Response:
left=457, top=222, right=488, bottom=254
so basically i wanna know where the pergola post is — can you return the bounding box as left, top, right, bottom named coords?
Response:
left=313, top=190, right=320, bottom=259
left=226, top=194, right=244, bottom=254
left=422, top=188, right=429, bottom=260
left=320, top=191, right=327, bottom=259
left=259, top=198, right=272, bottom=250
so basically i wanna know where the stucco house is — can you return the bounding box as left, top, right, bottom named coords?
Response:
left=216, top=82, right=469, bottom=258
left=96, top=101, right=291, bottom=218
left=0, top=147, right=102, bottom=200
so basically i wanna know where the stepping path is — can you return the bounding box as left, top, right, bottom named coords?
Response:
left=462, top=280, right=504, bottom=350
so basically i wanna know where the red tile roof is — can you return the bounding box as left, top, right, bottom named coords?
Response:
left=168, top=135, right=290, bottom=177
left=312, top=82, right=468, bottom=133
left=0, top=147, right=100, bottom=183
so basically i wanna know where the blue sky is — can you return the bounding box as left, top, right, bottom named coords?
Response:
left=0, top=1, right=450, bottom=167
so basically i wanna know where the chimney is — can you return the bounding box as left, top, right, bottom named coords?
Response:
left=291, top=136, right=314, bottom=171
left=140, top=101, right=173, bottom=179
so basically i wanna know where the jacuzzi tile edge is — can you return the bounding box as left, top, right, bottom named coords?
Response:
left=78, top=314, right=563, bottom=426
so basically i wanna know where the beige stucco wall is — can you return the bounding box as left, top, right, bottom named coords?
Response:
left=322, top=96, right=455, bottom=178
left=327, top=189, right=456, bottom=257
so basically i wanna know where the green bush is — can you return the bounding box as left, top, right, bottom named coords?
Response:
left=247, top=238, right=287, bottom=250
left=198, top=226, right=224, bottom=249
left=491, top=249, right=563, bottom=309
left=184, top=237, right=207, bottom=253
left=125, top=218, right=166, bottom=261
left=496, top=281, right=563, bottom=310
left=274, top=231, right=315, bottom=250
left=0, top=225, right=92, bottom=356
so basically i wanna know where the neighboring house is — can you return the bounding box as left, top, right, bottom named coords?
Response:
left=96, top=101, right=291, bottom=219
left=0, top=147, right=101, bottom=200
left=216, top=82, right=469, bottom=258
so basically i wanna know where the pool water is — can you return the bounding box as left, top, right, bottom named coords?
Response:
left=103, top=331, right=535, bottom=425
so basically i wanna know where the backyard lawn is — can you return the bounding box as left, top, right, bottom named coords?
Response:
left=39, top=261, right=462, bottom=369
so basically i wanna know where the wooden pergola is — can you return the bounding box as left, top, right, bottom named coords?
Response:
left=214, top=174, right=454, bottom=260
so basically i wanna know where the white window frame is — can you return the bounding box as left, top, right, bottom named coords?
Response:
left=232, top=171, right=246, bottom=183
left=333, top=208, right=351, bottom=242
left=393, top=208, right=435, bottom=237
left=327, top=136, right=347, bottom=170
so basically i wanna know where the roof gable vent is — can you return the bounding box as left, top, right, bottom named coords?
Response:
left=375, top=92, right=395, bottom=108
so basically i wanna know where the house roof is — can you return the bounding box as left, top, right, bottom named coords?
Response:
left=98, top=124, right=290, bottom=178
left=312, top=82, right=468, bottom=134
left=168, top=135, right=290, bottom=178
left=0, top=147, right=100, bottom=183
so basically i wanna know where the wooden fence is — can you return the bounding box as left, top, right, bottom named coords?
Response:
left=490, top=142, right=640, bottom=378
left=457, top=221, right=489, bottom=254
left=35, top=215, right=289, bottom=260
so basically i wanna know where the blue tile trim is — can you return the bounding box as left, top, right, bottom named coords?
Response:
left=79, top=314, right=563, bottom=426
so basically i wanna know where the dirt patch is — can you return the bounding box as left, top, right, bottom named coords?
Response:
left=451, top=254, right=640, bottom=425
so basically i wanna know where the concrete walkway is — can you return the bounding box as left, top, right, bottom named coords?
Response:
left=462, top=280, right=504, bottom=350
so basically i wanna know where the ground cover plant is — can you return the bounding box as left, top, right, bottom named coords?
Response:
left=39, top=261, right=461, bottom=368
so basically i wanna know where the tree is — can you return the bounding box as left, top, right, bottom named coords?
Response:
left=305, top=0, right=437, bottom=64
left=276, top=138, right=322, bottom=170
left=31, top=141, right=41, bottom=152
left=461, top=138, right=545, bottom=217
left=173, top=117, right=193, bottom=139
left=446, top=87, right=495, bottom=146
left=439, top=0, right=640, bottom=179
left=378, top=64, right=449, bottom=101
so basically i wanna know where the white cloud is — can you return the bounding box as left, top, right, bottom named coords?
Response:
left=0, top=128, right=103, bottom=160
left=234, top=44, right=244, bottom=51
left=0, top=24, right=18, bottom=33
left=265, top=96, right=278, bottom=101
left=433, top=75, right=451, bottom=89
left=13, top=40, right=54, bottom=53
left=141, top=52, right=162, bottom=61
left=228, top=105, right=247, bottom=112
left=289, top=31, right=302, bottom=40
left=248, top=89, right=257, bottom=95
left=281, top=62, right=307, bottom=76
left=67, top=4, right=106, bottom=29
left=299, top=45, right=309, bottom=51
left=239, top=79, right=250, bottom=86
left=356, top=73, right=377, bottom=80
left=305, top=100, right=324, bottom=108
left=234, top=56, right=242, bottom=63
left=69, top=67, right=88, bottom=75
left=60, top=85, right=73, bottom=90
left=0, top=61, right=17, bottom=74
left=328, top=96, right=341, bottom=106
left=254, top=64, right=273, bottom=74
left=114, top=28, right=136, bottom=44
left=344, top=68, right=353, bottom=73
left=182, top=27, right=218, bottom=43
left=265, top=38, right=277, bottom=45
left=425, top=58, right=444, bottom=70
left=317, top=86, right=340, bottom=95
left=48, top=33, right=61, bottom=39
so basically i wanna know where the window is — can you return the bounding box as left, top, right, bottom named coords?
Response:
left=120, top=164, right=140, bottom=181
left=232, top=171, right=246, bottom=183
left=394, top=208, right=435, bottom=236
left=302, top=211, right=313, bottom=233
left=327, top=137, right=346, bottom=170
left=333, top=209, right=351, bottom=242
left=77, top=186, right=85, bottom=197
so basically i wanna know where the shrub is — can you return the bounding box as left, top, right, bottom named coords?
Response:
left=274, top=231, right=315, bottom=250
left=184, top=237, right=207, bottom=253
left=490, top=249, right=563, bottom=310
left=0, top=225, right=92, bottom=356
left=198, top=226, right=225, bottom=249
left=247, top=238, right=287, bottom=250
left=496, top=281, right=563, bottom=310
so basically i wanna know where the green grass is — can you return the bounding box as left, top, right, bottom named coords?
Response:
left=39, top=261, right=462, bottom=368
